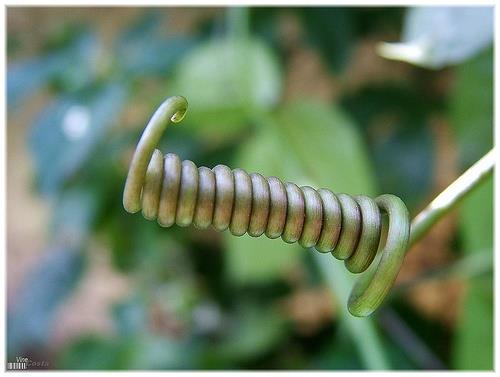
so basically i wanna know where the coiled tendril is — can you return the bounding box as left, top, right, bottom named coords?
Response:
left=123, top=96, right=410, bottom=317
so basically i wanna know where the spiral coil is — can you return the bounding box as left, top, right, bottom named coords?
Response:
left=123, top=96, right=410, bottom=317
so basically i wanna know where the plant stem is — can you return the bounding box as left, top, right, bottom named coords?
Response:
left=313, top=251, right=390, bottom=369
left=409, top=149, right=495, bottom=247
left=226, top=6, right=249, bottom=41
left=313, top=150, right=494, bottom=369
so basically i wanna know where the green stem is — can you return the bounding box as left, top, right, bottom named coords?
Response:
left=226, top=6, right=249, bottom=41
left=313, top=252, right=390, bottom=369
left=311, top=149, right=494, bottom=369
left=409, top=149, right=495, bottom=247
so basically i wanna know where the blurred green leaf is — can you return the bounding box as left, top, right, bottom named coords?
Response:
left=107, top=216, right=200, bottom=321
left=57, top=336, right=121, bottom=369
left=452, top=176, right=493, bottom=370
left=112, top=296, right=148, bottom=337
left=352, top=8, right=404, bottom=36
left=299, top=8, right=356, bottom=73
left=449, top=45, right=493, bottom=370
left=58, top=333, right=197, bottom=370
left=108, top=215, right=157, bottom=272
left=60, top=292, right=200, bottom=369
left=378, top=7, right=493, bottom=69
left=51, top=185, right=101, bottom=244
left=248, top=8, right=282, bottom=52
left=227, top=100, right=388, bottom=368
left=115, top=12, right=195, bottom=78
left=270, top=101, right=376, bottom=193
left=449, top=48, right=493, bottom=167
left=41, top=23, right=87, bottom=52
left=29, top=82, right=127, bottom=196
left=226, top=235, right=301, bottom=285
left=270, top=101, right=387, bottom=368
left=8, top=32, right=98, bottom=107
left=457, top=178, right=493, bottom=263
left=310, top=327, right=363, bottom=369
left=341, top=86, right=435, bottom=210
left=123, top=334, right=198, bottom=369
left=107, top=213, right=180, bottom=274
left=226, top=100, right=375, bottom=284
left=371, top=122, right=434, bottom=211
left=172, top=37, right=281, bottom=142
left=226, top=126, right=302, bottom=284
left=212, top=303, right=287, bottom=363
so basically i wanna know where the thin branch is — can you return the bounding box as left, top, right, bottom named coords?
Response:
left=409, top=149, right=495, bottom=247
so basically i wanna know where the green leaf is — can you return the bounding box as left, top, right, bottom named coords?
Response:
left=225, top=100, right=388, bottom=368
left=123, top=335, right=197, bottom=369
left=51, top=185, right=101, bottom=244
left=226, top=99, right=375, bottom=282
left=274, top=101, right=388, bottom=368
left=452, top=175, right=493, bottom=370
left=57, top=336, right=121, bottom=370
left=8, top=32, right=98, bottom=107
left=449, top=47, right=493, bottom=370
left=225, top=126, right=302, bottom=284
left=271, top=100, right=376, bottom=194
left=172, top=37, right=282, bottom=142
left=449, top=48, right=493, bottom=167
left=57, top=334, right=197, bottom=370
left=341, top=86, right=435, bottom=211
left=226, top=99, right=377, bottom=284
left=114, top=12, right=195, bottom=78
left=212, top=303, right=287, bottom=363
left=227, top=235, right=302, bottom=285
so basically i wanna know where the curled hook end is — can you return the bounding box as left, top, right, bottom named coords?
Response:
left=168, top=95, right=188, bottom=123
left=123, top=95, right=188, bottom=216
left=347, top=269, right=377, bottom=317
left=346, top=194, right=410, bottom=317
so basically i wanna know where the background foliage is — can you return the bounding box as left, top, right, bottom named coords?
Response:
left=7, top=6, right=493, bottom=370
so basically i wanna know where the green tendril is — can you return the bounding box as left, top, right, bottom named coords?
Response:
left=123, top=96, right=493, bottom=317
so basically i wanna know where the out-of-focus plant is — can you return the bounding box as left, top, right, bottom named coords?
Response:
left=7, top=6, right=493, bottom=370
